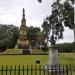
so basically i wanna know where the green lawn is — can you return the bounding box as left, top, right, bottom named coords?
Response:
left=59, top=53, right=75, bottom=65
left=0, top=55, right=48, bottom=66
left=1, top=49, right=22, bottom=54
left=2, top=49, right=48, bottom=54
left=0, top=53, right=75, bottom=66
left=0, top=53, right=75, bottom=65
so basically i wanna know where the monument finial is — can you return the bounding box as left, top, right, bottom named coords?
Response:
left=23, top=8, right=25, bottom=18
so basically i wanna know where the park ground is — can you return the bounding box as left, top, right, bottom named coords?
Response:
left=0, top=49, right=75, bottom=66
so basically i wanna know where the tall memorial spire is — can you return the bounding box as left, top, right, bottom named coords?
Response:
left=16, top=8, right=31, bottom=54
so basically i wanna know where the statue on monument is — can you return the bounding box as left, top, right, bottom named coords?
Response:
left=50, top=35, right=56, bottom=45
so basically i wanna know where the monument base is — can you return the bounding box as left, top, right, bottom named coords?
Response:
left=22, top=49, right=32, bottom=55
left=15, top=44, right=32, bottom=55
left=42, top=64, right=64, bottom=72
left=48, top=45, right=59, bottom=65
left=44, top=45, right=64, bottom=72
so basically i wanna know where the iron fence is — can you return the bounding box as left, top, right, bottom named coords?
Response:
left=0, top=64, right=75, bottom=75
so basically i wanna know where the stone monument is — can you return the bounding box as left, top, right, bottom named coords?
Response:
left=43, top=35, right=60, bottom=72
left=15, top=8, right=31, bottom=54
left=48, top=35, right=59, bottom=65
left=48, top=45, right=59, bottom=65
left=46, top=35, right=64, bottom=72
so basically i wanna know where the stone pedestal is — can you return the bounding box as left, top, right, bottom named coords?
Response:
left=22, top=49, right=31, bottom=55
left=42, top=45, right=64, bottom=72
left=48, top=45, right=59, bottom=65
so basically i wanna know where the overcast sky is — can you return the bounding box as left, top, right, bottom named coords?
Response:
left=0, top=0, right=74, bottom=43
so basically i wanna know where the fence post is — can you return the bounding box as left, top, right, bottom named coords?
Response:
left=43, top=65, right=45, bottom=75
left=1, top=65, right=3, bottom=75
left=51, top=65, right=53, bottom=75
left=39, top=65, right=41, bottom=75
left=31, top=65, right=33, bottom=75
left=6, top=65, right=8, bottom=75
left=18, top=65, right=20, bottom=75
left=10, top=65, right=12, bottom=75
left=59, top=64, right=61, bottom=75
left=55, top=65, right=57, bottom=75
left=14, top=65, right=16, bottom=75
left=35, top=65, right=37, bottom=75
left=23, top=65, right=24, bottom=75
left=63, top=65, right=65, bottom=75
left=66, top=65, right=68, bottom=75
left=70, top=64, right=73, bottom=75
left=27, top=65, right=28, bottom=75
left=47, top=65, right=49, bottom=75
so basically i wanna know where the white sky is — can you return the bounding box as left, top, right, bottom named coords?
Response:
left=0, top=0, right=74, bottom=43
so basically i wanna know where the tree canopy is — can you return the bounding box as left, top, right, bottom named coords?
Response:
left=27, top=26, right=41, bottom=48
left=42, top=0, right=74, bottom=44
left=0, top=24, right=19, bottom=51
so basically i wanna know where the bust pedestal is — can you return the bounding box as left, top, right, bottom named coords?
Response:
left=42, top=45, right=63, bottom=72
left=48, top=45, right=59, bottom=65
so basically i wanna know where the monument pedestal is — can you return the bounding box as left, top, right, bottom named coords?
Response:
left=19, top=45, right=32, bottom=55
left=22, top=49, right=31, bottom=55
left=42, top=45, right=63, bottom=72
left=48, top=45, right=59, bottom=65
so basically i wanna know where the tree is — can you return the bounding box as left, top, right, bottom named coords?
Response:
left=40, top=0, right=74, bottom=43
left=42, top=0, right=64, bottom=45
left=0, top=24, right=19, bottom=50
left=27, top=26, right=40, bottom=48
left=70, top=0, right=74, bottom=4
left=37, top=0, right=74, bottom=4
left=57, top=42, right=75, bottom=52
left=63, top=0, right=74, bottom=42
left=42, top=19, right=50, bottom=43
left=38, top=0, right=42, bottom=3
left=36, top=31, right=45, bottom=49
left=12, top=26, right=19, bottom=47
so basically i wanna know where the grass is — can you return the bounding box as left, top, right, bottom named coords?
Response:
left=0, top=49, right=75, bottom=66
left=1, top=49, right=21, bottom=54
left=0, top=55, right=48, bottom=66
left=1, top=49, right=48, bottom=54
left=0, top=53, right=75, bottom=67
left=59, top=53, right=75, bottom=65
left=32, top=49, right=48, bottom=54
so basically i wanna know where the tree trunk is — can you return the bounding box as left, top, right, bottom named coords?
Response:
left=74, top=28, right=75, bottom=42
left=74, top=24, right=75, bottom=42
